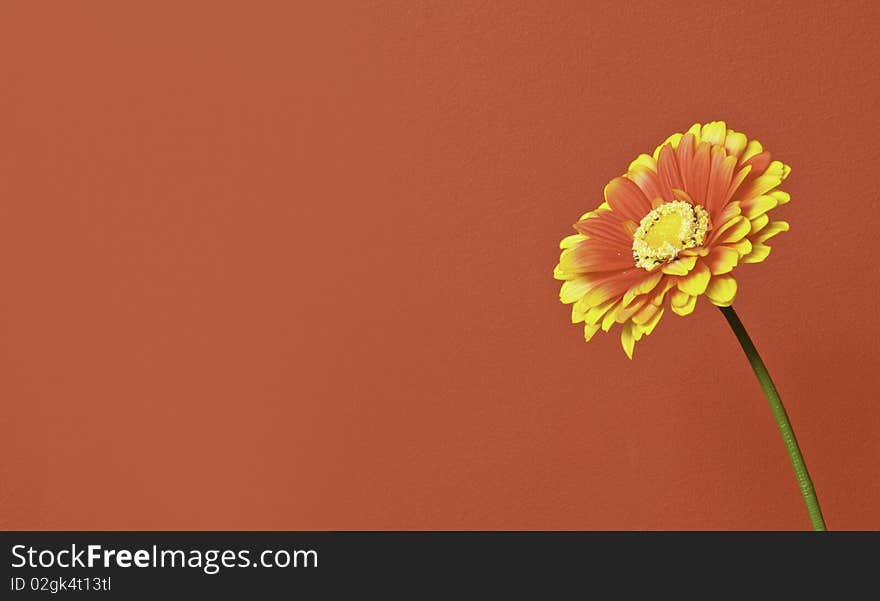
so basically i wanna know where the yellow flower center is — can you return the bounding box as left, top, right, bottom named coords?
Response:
left=631, top=200, right=710, bottom=270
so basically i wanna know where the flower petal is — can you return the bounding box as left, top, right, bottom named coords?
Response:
left=740, top=140, right=766, bottom=165
left=701, top=120, right=727, bottom=146
left=582, top=268, right=645, bottom=307
left=750, top=213, right=770, bottom=234
left=676, top=259, right=710, bottom=295
left=560, top=233, right=587, bottom=249
left=756, top=220, right=790, bottom=243
left=706, top=245, right=739, bottom=275
left=622, top=271, right=664, bottom=307
left=741, top=243, right=771, bottom=263
left=688, top=141, right=712, bottom=206
left=733, top=238, right=753, bottom=256
left=626, top=166, right=665, bottom=204
left=560, top=277, right=591, bottom=303
left=632, top=301, right=660, bottom=325
left=734, top=174, right=784, bottom=203
left=661, top=255, right=698, bottom=276
left=640, top=306, right=665, bottom=335
left=769, top=189, right=791, bottom=205
left=676, top=133, right=696, bottom=191
left=584, top=323, right=601, bottom=341
left=724, top=130, right=748, bottom=158
left=557, top=244, right=631, bottom=274
left=584, top=297, right=618, bottom=324
left=706, top=148, right=737, bottom=217
left=670, top=288, right=697, bottom=316
left=741, top=195, right=778, bottom=219
left=628, top=153, right=656, bottom=172
left=604, top=176, right=652, bottom=222
left=574, top=211, right=633, bottom=247
left=657, top=144, right=684, bottom=201
left=715, top=216, right=752, bottom=244
left=621, top=322, right=636, bottom=359
left=705, top=275, right=737, bottom=306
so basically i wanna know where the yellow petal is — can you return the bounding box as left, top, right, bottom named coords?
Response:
left=715, top=216, right=752, bottom=244
left=701, top=121, right=727, bottom=146
left=641, top=306, right=665, bottom=335
left=621, top=322, right=635, bottom=359
left=650, top=279, right=676, bottom=306
left=584, top=298, right=617, bottom=324
left=741, top=195, right=777, bottom=219
left=724, top=130, right=748, bottom=157
left=756, top=220, right=789, bottom=243
left=740, top=174, right=784, bottom=200
left=584, top=323, right=601, bottom=342
left=622, top=272, right=663, bottom=307
left=560, top=277, right=590, bottom=303
left=628, top=153, right=656, bottom=172
left=740, top=139, right=764, bottom=162
left=632, top=302, right=659, bottom=325
left=560, top=234, right=587, bottom=249
left=601, top=302, right=621, bottom=331
left=680, top=246, right=710, bottom=257
left=769, top=189, right=791, bottom=205
left=571, top=300, right=587, bottom=324
left=677, top=260, right=710, bottom=295
left=705, top=275, right=737, bottom=307
left=661, top=255, right=697, bottom=276
left=764, top=160, right=787, bottom=179
left=670, top=288, right=697, bottom=316
left=741, top=243, right=771, bottom=263
left=733, top=238, right=753, bottom=256
left=750, top=214, right=769, bottom=234
left=653, top=133, right=683, bottom=159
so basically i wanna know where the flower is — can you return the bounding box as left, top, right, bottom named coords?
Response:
left=554, top=121, right=791, bottom=358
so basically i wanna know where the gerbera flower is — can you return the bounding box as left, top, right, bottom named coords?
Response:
left=554, top=120, right=791, bottom=358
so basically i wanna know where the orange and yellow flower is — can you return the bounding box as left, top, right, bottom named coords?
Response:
left=554, top=121, right=791, bottom=358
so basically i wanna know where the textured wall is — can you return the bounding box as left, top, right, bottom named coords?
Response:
left=1, top=1, right=877, bottom=530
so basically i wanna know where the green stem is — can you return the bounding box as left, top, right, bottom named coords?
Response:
left=718, top=305, right=826, bottom=531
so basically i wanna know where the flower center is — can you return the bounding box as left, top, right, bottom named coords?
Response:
left=631, top=200, right=710, bottom=270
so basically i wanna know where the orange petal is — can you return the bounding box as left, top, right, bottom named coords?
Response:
left=657, top=144, right=684, bottom=201
left=574, top=212, right=632, bottom=247
left=604, top=176, right=652, bottom=222
left=722, top=164, right=752, bottom=208
left=626, top=166, right=665, bottom=205
left=582, top=268, right=645, bottom=307
left=705, top=245, right=739, bottom=275
left=705, top=148, right=737, bottom=217
left=572, top=244, right=635, bottom=273
left=676, top=133, right=696, bottom=190
left=740, top=150, right=771, bottom=174
left=689, top=141, right=711, bottom=206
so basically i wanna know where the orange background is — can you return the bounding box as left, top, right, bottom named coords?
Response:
left=1, top=1, right=878, bottom=530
